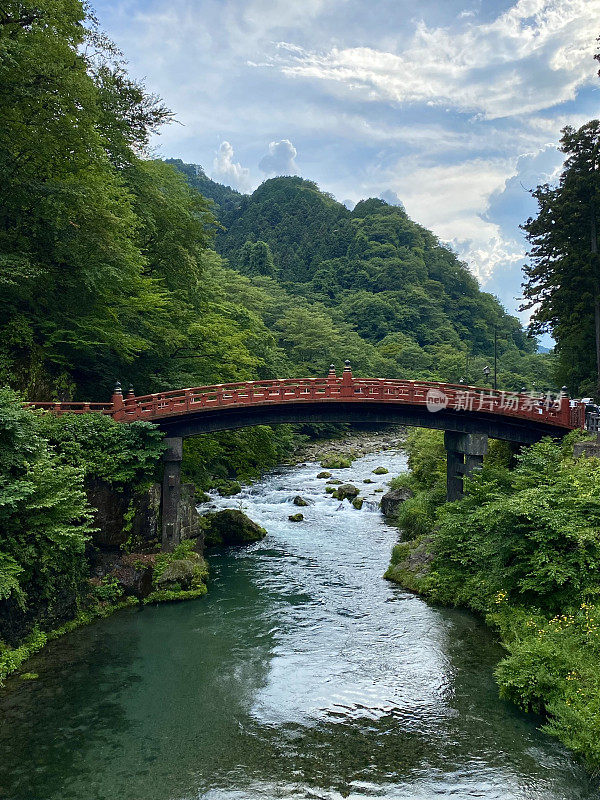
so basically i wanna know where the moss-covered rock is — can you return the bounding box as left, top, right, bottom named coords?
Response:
left=372, top=467, right=389, bottom=475
left=217, top=481, right=242, bottom=497
left=325, top=486, right=336, bottom=494
left=153, top=544, right=209, bottom=595
left=363, top=478, right=374, bottom=484
left=317, top=471, right=331, bottom=479
left=203, top=509, right=267, bottom=546
left=384, top=536, right=435, bottom=592
left=321, top=455, right=353, bottom=469
left=352, top=497, right=364, bottom=510
left=156, top=559, right=198, bottom=589
left=333, top=483, right=360, bottom=501
left=293, top=495, right=309, bottom=507
left=288, top=513, right=304, bottom=522
left=326, top=478, right=343, bottom=485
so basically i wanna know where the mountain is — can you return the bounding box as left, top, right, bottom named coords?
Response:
left=164, top=159, right=242, bottom=213
left=168, top=165, right=553, bottom=389
left=217, top=176, right=530, bottom=354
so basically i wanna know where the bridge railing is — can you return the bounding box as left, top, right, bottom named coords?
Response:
left=26, top=375, right=584, bottom=430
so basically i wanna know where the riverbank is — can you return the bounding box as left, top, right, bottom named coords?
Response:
left=384, top=427, right=600, bottom=771
left=289, top=425, right=405, bottom=465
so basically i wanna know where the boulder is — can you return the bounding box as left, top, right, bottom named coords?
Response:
left=288, top=513, right=304, bottom=522
left=380, top=487, right=414, bottom=517
left=217, top=481, right=242, bottom=497
left=333, top=484, right=360, bottom=501
left=321, top=456, right=352, bottom=469
left=372, top=467, right=389, bottom=475
left=317, top=471, right=331, bottom=479
left=293, top=495, right=309, bottom=507
left=156, top=559, right=198, bottom=590
left=352, top=497, right=363, bottom=510
left=326, top=479, right=343, bottom=485
left=111, top=553, right=155, bottom=598
left=86, top=480, right=162, bottom=551
left=202, top=509, right=267, bottom=546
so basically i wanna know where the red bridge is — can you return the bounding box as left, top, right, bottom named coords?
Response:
left=29, top=363, right=584, bottom=545
left=29, top=363, right=583, bottom=439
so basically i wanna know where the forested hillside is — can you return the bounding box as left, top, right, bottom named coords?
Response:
left=171, top=168, right=554, bottom=390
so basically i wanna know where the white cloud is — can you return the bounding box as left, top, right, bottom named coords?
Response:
left=259, top=139, right=298, bottom=174
left=379, top=189, right=404, bottom=208
left=390, top=158, right=524, bottom=283
left=212, top=141, right=251, bottom=191
left=262, top=0, right=598, bottom=119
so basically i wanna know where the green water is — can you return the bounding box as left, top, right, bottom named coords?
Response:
left=0, top=449, right=598, bottom=799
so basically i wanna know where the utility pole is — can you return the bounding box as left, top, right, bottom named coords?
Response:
left=494, top=327, right=498, bottom=391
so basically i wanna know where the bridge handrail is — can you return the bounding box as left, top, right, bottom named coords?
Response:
left=25, top=375, right=583, bottom=431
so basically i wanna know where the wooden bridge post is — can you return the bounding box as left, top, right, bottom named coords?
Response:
left=161, top=437, right=183, bottom=551
left=111, top=381, right=124, bottom=420
left=444, top=431, right=488, bottom=501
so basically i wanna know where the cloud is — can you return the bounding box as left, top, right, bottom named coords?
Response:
left=387, top=157, right=525, bottom=284
left=212, top=141, right=251, bottom=191
left=93, top=0, right=595, bottom=320
left=262, top=0, right=598, bottom=119
left=379, top=190, right=404, bottom=208
left=259, top=139, right=298, bottom=175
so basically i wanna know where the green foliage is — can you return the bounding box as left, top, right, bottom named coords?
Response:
left=432, top=437, right=600, bottom=612
left=182, top=425, right=303, bottom=490
left=0, top=389, right=95, bottom=642
left=92, top=576, right=123, bottom=604
left=36, top=412, right=164, bottom=485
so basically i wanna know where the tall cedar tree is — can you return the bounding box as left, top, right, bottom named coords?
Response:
left=521, top=121, right=600, bottom=396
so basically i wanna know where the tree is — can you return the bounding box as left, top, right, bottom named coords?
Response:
left=521, top=122, right=600, bottom=396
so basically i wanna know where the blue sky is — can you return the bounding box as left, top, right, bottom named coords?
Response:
left=93, top=0, right=599, bottom=324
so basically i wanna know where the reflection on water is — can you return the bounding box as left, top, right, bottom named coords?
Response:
left=0, top=448, right=597, bottom=800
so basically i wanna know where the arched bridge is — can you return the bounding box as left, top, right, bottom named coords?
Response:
left=29, top=363, right=585, bottom=548
left=30, top=364, right=582, bottom=441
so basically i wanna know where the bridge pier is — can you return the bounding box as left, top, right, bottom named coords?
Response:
left=444, top=432, right=488, bottom=501
left=161, top=437, right=183, bottom=551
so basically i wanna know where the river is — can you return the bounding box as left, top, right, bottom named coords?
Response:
left=0, top=445, right=597, bottom=799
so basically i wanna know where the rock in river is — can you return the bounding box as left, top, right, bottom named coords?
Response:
left=203, top=509, right=267, bottom=546
left=380, top=487, right=414, bottom=517
left=333, top=484, right=360, bottom=501
left=293, top=495, right=309, bottom=507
